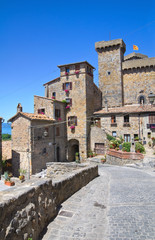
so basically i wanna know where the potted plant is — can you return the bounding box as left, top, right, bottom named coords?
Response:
left=75, top=152, right=79, bottom=163
left=19, top=169, right=27, bottom=181
left=70, top=125, right=75, bottom=130
left=65, top=72, right=68, bottom=76
left=4, top=171, right=15, bottom=186
left=75, top=70, right=80, bottom=74
left=52, top=96, right=55, bottom=99
left=65, top=89, right=69, bottom=93
left=66, top=105, right=70, bottom=109
left=148, top=141, right=152, bottom=147
left=101, top=158, right=106, bottom=163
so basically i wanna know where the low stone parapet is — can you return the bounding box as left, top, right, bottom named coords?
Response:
left=0, top=163, right=98, bottom=240
left=106, top=149, right=144, bottom=166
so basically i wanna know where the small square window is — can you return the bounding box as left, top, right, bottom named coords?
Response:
left=111, top=115, right=116, bottom=123
left=66, top=98, right=72, bottom=107
left=124, top=115, right=129, bottom=123
left=38, top=108, right=45, bottom=115
left=107, top=71, right=111, bottom=75
left=63, top=82, right=72, bottom=90
left=112, top=131, right=117, bottom=137
left=65, top=67, right=70, bottom=73
left=68, top=116, right=77, bottom=126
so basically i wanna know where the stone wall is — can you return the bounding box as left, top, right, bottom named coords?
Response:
left=95, top=40, right=125, bottom=108
left=123, top=67, right=155, bottom=105
left=2, top=140, right=12, bottom=160
left=0, top=164, right=98, bottom=240
left=106, top=150, right=143, bottom=165
left=90, top=125, right=107, bottom=152
left=11, top=116, right=31, bottom=176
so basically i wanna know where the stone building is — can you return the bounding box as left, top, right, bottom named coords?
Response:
left=8, top=38, right=155, bottom=174
left=8, top=100, right=67, bottom=176
left=43, top=61, right=102, bottom=160
left=92, top=39, right=155, bottom=153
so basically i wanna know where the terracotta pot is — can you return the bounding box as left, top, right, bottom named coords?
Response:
left=5, top=181, right=15, bottom=186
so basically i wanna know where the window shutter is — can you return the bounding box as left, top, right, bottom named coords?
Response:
left=38, top=109, right=41, bottom=114
left=70, top=98, right=72, bottom=106
left=70, top=82, right=72, bottom=90
left=63, top=83, right=65, bottom=90
left=75, top=116, right=77, bottom=126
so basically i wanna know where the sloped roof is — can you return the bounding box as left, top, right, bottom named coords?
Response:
left=8, top=112, right=55, bottom=122
left=94, top=105, right=155, bottom=115
left=43, top=77, right=60, bottom=86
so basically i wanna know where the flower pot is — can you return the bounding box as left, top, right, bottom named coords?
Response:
left=19, top=175, right=25, bottom=181
left=5, top=181, right=15, bottom=186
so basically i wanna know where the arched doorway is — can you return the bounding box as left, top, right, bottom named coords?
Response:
left=68, top=139, right=79, bottom=161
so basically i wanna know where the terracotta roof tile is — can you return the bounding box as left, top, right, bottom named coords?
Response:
left=8, top=112, right=55, bottom=122
left=94, top=105, right=155, bottom=115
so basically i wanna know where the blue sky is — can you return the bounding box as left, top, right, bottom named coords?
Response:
left=0, top=0, right=154, bottom=121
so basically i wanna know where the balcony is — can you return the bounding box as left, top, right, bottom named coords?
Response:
left=111, top=122, right=117, bottom=127
left=123, top=122, right=130, bottom=127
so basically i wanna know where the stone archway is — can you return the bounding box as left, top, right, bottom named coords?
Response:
left=68, top=139, right=79, bottom=162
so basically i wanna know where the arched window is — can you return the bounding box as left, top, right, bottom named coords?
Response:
left=138, top=95, right=146, bottom=105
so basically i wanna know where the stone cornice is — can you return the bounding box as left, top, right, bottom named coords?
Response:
left=95, top=39, right=126, bottom=53
left=122, top=57, right=155, bottom=70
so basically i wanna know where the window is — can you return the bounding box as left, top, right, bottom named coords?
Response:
left=43, top=148, right=47, bottom=154
left=75, top=64, right=80, bottom=70
left=56, top=127, right=60, bottom=136
left=111, top=115, right=116, bottom=123
left=107, top=71, right=111, bottom=75
left=148, top=132, right=151, bottom=138
left=52, top=92, right=56, bottom=97
left=38, top=108, right=45, bottom=114
left=66, top=98, right=72, bottom=107
left=55, top=109, right=61, bottom=118
left=65, top=67, right=70, bottom=73
left=68, top=116, right=77, bottom=126
left=149, top=114, right=155, bottom=124
left=112, top=131, right=117, bottom=137
left=63, top=82, right=72, bottom=91
left=124, top=134, right=130, bottom=142
left=138, top=95, right=146, bottom=105
left=124, top=115, right=129, bottom=123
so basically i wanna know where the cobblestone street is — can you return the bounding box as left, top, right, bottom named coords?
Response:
left=41, top=165, right=155, bottom=240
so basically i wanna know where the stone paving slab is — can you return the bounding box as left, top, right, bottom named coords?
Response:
left=41, top=165, right=155, bottom=240
left=41, top=167, right=110, bottom=240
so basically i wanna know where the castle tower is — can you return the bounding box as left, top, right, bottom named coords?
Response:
left=95, top=39, right=126, bottom=108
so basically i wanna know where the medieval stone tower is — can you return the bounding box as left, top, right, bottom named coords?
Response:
left=95, top=39, right=126, bottom=108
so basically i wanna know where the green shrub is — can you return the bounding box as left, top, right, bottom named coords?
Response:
left=135, top=142, right=145, bottom=153
left=122, top=142, right=131, bottom=152
left=2, top=134, right=11, bottom=141
left=107, top=134, right=115, bottom=141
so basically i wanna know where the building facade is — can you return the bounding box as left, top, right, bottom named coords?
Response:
left=93, top=39, right=155, bottom=153
left=43, top=61, right=102, bottom=161
left=8, top=38, right=155, bottom=175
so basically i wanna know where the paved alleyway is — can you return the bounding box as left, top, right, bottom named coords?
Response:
left=41, top=165, right=155, bottom=240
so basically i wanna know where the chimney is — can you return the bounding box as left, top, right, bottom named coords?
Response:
left=17, top=103, right=23, bottom=113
